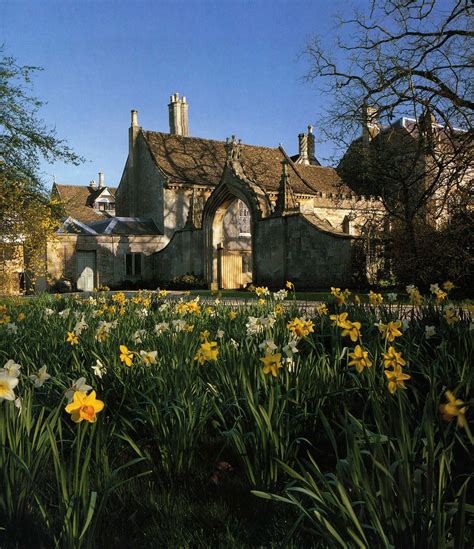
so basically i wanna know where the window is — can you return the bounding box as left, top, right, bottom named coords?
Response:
left=238, top=200, right=251, bottom=236
left=125, top=253, right=142, bottom=276
left=95, top=201, right=115, bottom=211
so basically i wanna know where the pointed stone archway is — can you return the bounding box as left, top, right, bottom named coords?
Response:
left=202, top=164, right=271, bottom=289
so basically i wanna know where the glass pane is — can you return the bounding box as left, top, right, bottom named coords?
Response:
left=134, top=254, right=142, bottom=276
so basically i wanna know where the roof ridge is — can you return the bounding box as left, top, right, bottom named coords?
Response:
left=143, top=130, right=280, bottom=151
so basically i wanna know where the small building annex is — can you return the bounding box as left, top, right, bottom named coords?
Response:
left=48, top=93, right=381, bottom=291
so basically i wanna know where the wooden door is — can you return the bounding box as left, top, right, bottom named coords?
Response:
left=76, top=251, right=96, bottom=291
left=219, top=253, right=243, bottom=289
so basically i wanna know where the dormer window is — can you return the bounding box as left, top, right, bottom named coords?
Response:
left=95, top=201, right=115, bottom=211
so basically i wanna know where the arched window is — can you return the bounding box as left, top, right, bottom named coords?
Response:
left=238, top=200, right=251, bottom=236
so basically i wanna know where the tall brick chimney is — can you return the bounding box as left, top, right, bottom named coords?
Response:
left=168, top=93, right=189, bottom=136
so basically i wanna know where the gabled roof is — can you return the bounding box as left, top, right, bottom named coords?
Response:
left=142, top=131, right=345, bottom=196
left=53, top=184, right=117, bottom=224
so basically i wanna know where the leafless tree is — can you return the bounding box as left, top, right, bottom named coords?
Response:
left=304, top=0, right=473, bottom=285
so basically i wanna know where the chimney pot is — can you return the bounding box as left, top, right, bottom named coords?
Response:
left=98, top=172, right=105, bottom=188
left=131, top=109, right=138, bottom=127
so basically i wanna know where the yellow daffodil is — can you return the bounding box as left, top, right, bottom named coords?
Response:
left=200, top=330, right=210, bottom=342
left=353, top=295, right=361, bottom=305
left=348, top=345, right=372, bottom=373
left=330, top=311, right=349, bottom=328
left=65, top=390, right=104, bottom=423
left=369, top=291, right=383, bottom=306
left=228, top=311, right=237, bottom=320
left=194, top=341, right=219, bottom=365
left=439, top=391, right=466, bottom=428
left=186, top=301, right=201, bottom=314
left=184, top=323, right=194, bottom=333
left=17, top=312, right=25, bottom=322
left=444, top=308, right=459, bottom=325
left=435, top=290, right=447, bottom=302
left=66, top=331, right=79, bottom=346
left=260, top=353, right=282, bottom=377
left=287, top=318, right=314, bottom=338
left=378, top=321, right=403, bottom=342
left=443, top=281, right=455, bottom=292
left=341, top=320, right=362, bottom=342
left=316, top=303, right=328, bottom=315
left=385, top=367, right=411, bottom=394
left=286, top=281, right=294, bottom=290
left=274, top=304, right=284, bottom=316
left=255, top=286, right=269, bottom=297
left=382, top=346, right=406, bottom=369
left=119, top=345, right=134, bottom=367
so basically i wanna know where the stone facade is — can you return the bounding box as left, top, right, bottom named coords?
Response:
left=48, top=93, right=384, bottom=292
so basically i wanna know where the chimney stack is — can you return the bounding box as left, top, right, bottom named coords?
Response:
left=362, top=104, right=380, bottom=145
left=131, top=109, right=139, bottom=127
left=168, top=92, right=189, bottom=136
left=98, top=172, right=105, bottom=188
left=307, top=125, right=316, bottom=164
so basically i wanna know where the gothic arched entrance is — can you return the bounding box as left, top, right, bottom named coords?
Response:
left=206, top=195, right=253, bottom=289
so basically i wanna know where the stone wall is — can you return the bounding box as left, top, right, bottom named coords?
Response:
left=46, top=234, right=165, bottom=289
left=153, top=228, right=204, bottom=282
left=255, top=214, right=355, bottom=289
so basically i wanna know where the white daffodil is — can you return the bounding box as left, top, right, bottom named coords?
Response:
left=172, top=319, right=186, bottom=333
left=425, top=325, right=436, bottom=339
left=6, top=323, right=18, bottom=335
left=43, top=308, right=55, bottom=318
left=140, top=350, right=158, bottom=365
left=65, top=377, right=93, bottom=403
left=430, top=283, right=440, bottom=295
left=92, top=359, right=107, bottom=379
left=0, top=373, right=19, bottom=402
left=259, top=339, right=278, bottom=354
left=137, top=308, right=149, bottom=319
left=273, top=289, right=288, bottom=301
left=74, top=316, right=88, bottom=335
left=14, top=396, right=23, bottom=414
left=132, top=329, right=147, bottom=344
left=283, top=337, right=299, bottom=358
left=1, top=359, right=21, bottom=378
left=30, top=366, right=51, bottom=388
left=230, top=338, right=240, bottom=349
left=216, top=329, right=225, bottom=339
left=283, top=356, right=296, bottom=373
left=58, top=308, right=70, bottom=318
left=246, top=316, right=265, bottom=336
left=155, top=322, right=169, bottom=334
left=402, top=320, right=410, bottom=332
left=387, top=293, right=398, bottom=302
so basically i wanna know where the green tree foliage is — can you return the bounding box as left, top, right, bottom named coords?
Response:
left=0, top=47, right=84, bottom=288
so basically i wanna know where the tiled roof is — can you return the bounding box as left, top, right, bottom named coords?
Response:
left=53, top=184, right=117, bottom=224
left=142, top=131, right=344, bottom=196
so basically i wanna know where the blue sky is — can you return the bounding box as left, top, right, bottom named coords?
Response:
left=2, top=0, right=350, bottom=189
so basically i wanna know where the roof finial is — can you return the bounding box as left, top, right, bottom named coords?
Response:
left=274, top=159, right=298, bottom=216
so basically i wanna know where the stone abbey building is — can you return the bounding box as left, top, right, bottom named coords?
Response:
left=47, top=94, right=381, bottom=291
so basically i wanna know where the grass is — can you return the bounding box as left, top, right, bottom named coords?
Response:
left=0, top=287, right=472, bottom=547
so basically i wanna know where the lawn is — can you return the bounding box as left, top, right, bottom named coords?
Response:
left=0, top=285, right=472, bottom=547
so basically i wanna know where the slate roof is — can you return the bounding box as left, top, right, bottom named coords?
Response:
left=142, top=131, right=344, bottom=196
left=53, top=184, right=117, bottom=224
left=60, top=217, right=161, bottom=236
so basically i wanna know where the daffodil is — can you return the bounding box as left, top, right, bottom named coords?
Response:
left=287, top=318, right=314, bottom=338
left=385, top=367, right=411, bottom=394
left=369, top=291, right=383, bottom=306
left=65, top=390, right=104, bottom=423
left=378, top=321, right=403, bottom=342
left=316, top=303, right=328, bottom=315
left=330, top=311, right=349, bottom=327
left=439, top=391, right=466, bottom=428
left=443, top=281, right=455, bottom=292
left=382, top=346, right=406, bottom=369
left=228, top=311, right=237, bottom=320
left=92, top=359, right=107, bottom=378
left=255, top=286, right=269, bottom=297
left=119, top=345, right=134, bottom=367
left=140, top=350, right=158, bottom=365
left=1, top=359, right=21, bottom=378
left=200, top=330, right=210, bottom=342
left=286, top=281, right=294, bottom=290
left=67, top=331, right=79, bottom=346
left=30, top=366, right=51, bottom=388
left=260, top=353, right=282, bottom=377
left=341, top=320, right=362, bottom=342
left=444, top=307, right=459, bottom=325
left=0, top=373, right=19, bottom=402
left=65, top=377, right=93, bottom=403
left=194, top=341, right=219, bottom=365
left=348, top=345, right=372, bottom=373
